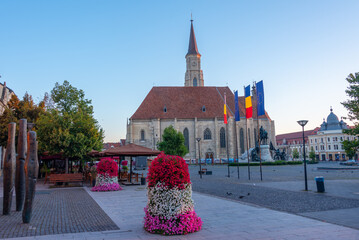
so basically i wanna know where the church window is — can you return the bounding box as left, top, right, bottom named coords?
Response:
left=202, top=105, right=206, bottom=112
left=254, top=128, right=257, bottom=144
left=183, top=128, right=189, bottom=151
left=220, top=128, right=226, bottom=148
left=204, top=128, right=212, bottom=140
left=248, top=129, right=251, bottom=148
left=240, top=128, right=244, bottom=154
left=163, top=106, right=167, bottom=113
left=140, top=130, right=145, bottom=141
left=193, top=77, right=197, bottom=87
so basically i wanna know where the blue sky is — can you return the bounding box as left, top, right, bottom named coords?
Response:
left=1, top=0, right=358, bottom=141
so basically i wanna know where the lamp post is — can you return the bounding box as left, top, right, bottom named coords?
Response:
left=297, top=120, right=308, bottom=191
left=196, top=138, right=202, bottom=179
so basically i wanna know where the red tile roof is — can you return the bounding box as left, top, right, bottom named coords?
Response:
left=131, top=86, right=271, bottom=121
left=276, top=127, right=320, bottom=145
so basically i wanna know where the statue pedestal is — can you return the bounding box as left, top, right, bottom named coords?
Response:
left=260, top=145, right=274, bottom=162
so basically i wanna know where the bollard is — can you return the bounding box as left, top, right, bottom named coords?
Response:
left=315, top=176, right=325, bottom=193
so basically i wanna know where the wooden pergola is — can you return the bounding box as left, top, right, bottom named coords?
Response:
left=90, top=143, right=161, bottom=183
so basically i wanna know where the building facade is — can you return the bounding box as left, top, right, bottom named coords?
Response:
left=276, top=128, right=319, bottom=159
left=308, top=108, right=357, bottom=161
left=126, top=21, right=276, bottom=161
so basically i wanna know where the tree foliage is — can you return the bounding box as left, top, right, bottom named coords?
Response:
left=292, top=148, right=299, bottom=160
left=309, top=147, right=316, bottom=161
left=341, top=72, right=359, bottom=158
left=37, top=80, right=104, bottom=159
left=0, top=93, right=45, bottom=146
left=157, top=126, right=188, bottom=157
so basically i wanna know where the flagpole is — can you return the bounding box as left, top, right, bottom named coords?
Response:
left=234, top=90, right=240, bottom=179
left=244, top=86, right=251, bottom=180
left=224, top=92, right=230, bottom=178
left=226, top=118, right=230, bottom=178
left=254, top=82, right=263, bottom=181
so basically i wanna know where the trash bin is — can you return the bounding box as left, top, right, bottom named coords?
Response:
left=315, top=176, right=325, bottom=193
left=141, top=177, right=146, bottom=186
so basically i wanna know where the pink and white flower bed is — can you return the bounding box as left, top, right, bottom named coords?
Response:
left=144, top=153, right=202, bottom=235
left=91, top=159, right=122, bottom=192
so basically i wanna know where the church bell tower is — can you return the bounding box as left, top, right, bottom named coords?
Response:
left=185, top=19, right=204, bottom=87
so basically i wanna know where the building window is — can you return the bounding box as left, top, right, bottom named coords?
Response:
left=341, top=145, right=344, bottom=150
left=163, top=106, right=167, bottom=113
left=310, top=139, right=312, bottom=143
left=334, top=145, right=338, bottom=150
left=240, top=128, right=244, bottom=154
left=342, top=154, right=346, bottom=160
left=328, top=145, right=331, bottom=150
left=220, top=127, right=226, bottom=148
left=204, top=128, right=212, bottom=140
left=193, top=77, right=198, bottom=87
left=202, top=105, right=206, bottom=112
left=320, top=145, right=325, bottom=150
left=254, top=128, right=257, bottom=144
left=248, top=129, right=251, bottom=148
left=183, top=128, right=189, bottom=151
left=315, top=146, right=318, bottom=151
left=328, top=137, right=330, bottom=142
left=340, top=137, right=343, bottom=141
left=333, top=137, right=338, bottom=142
left=315, top=139, right=317, bottom=143
left=140, top=130, right=145, bottom=141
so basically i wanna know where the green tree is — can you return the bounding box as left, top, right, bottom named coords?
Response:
left=341, top=72, right=359, bottom=159
left=292, top=148, right=299, bottom=160
left=157, top=126, right=188, bottom=157
left=37, top=81, right=104, bottom=172
left=309, top=147, right=316, bottom=161
left=0, top=93, right=46, bottom=147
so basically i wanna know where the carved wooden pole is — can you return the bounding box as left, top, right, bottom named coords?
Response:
left=22, top=131, right=39, bottom=223
left=16, top=119, right=27, bottom=211
left=3, top=122, right=16, bottom=215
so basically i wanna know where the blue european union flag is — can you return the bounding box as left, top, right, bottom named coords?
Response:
left=256, top=80, right=265, bottom=116
left=234, top=90, right=240, bottom=121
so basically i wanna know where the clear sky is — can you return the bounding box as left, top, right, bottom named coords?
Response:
left=1, top=0, right=358, bottom=142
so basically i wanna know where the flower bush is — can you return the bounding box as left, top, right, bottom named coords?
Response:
left=146, top=152, right=190, bottom=190
left=96, top=158, right=118, bottom=177
left=91, top=158, right=122, bottom=192
left=144, top=153, right=202, bottom=235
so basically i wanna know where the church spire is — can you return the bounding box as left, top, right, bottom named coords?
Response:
left=187, top=18, right=200, bottom=56
left=184, top=17, right=204, bottom=87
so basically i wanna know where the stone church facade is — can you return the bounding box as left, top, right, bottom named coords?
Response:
left=126, top=20, right=276, bottom=160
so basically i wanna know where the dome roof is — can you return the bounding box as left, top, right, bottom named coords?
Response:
left=327, top=111, right=339, bottom=125
left=321, top=107, right=345, bottom=131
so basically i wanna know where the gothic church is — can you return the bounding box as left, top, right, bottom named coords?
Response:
left=126, top=20, right=276, bottom=160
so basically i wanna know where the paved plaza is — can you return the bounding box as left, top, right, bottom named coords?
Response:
left=0, top=162, right=358, bottom=239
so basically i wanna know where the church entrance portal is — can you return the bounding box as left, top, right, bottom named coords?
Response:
left=205, top=152, right=214, bottom=164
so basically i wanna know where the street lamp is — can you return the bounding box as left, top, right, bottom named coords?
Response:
left=196, top=138, right=202, bottom=179
left=297, top=120, right=308, bottom=191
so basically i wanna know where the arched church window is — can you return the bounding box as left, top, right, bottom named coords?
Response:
left=140, top=130, right=145, bottom=141
left=202, top=105, right=206, bottom=112
left=248, top=128, right=251, bottom=148
left=193, top=77, right=197, bottom=87
left=240, top=128, right=244, bottom=154
left=254, top=128, right=257, bottom=144
left=204, top=128, right=212, bottom=140
left=220, top=127, right=226, bottom=148
left=183, top=128, right=189, bottom=151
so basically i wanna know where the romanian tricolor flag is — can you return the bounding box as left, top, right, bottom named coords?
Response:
left=245, top=85, right=253, bottom=118
left=224, top=93, right=228, bottom=124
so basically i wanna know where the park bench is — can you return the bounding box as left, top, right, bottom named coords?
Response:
left=198, top=168, right=212, bottom=175
left=49, top=173, right=84, bottom=186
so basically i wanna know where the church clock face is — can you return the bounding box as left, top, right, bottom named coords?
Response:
left=191, top=61, right=197, bottom=67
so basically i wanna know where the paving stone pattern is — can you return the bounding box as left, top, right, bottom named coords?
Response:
left=0, top=188, right=119, bottom=239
